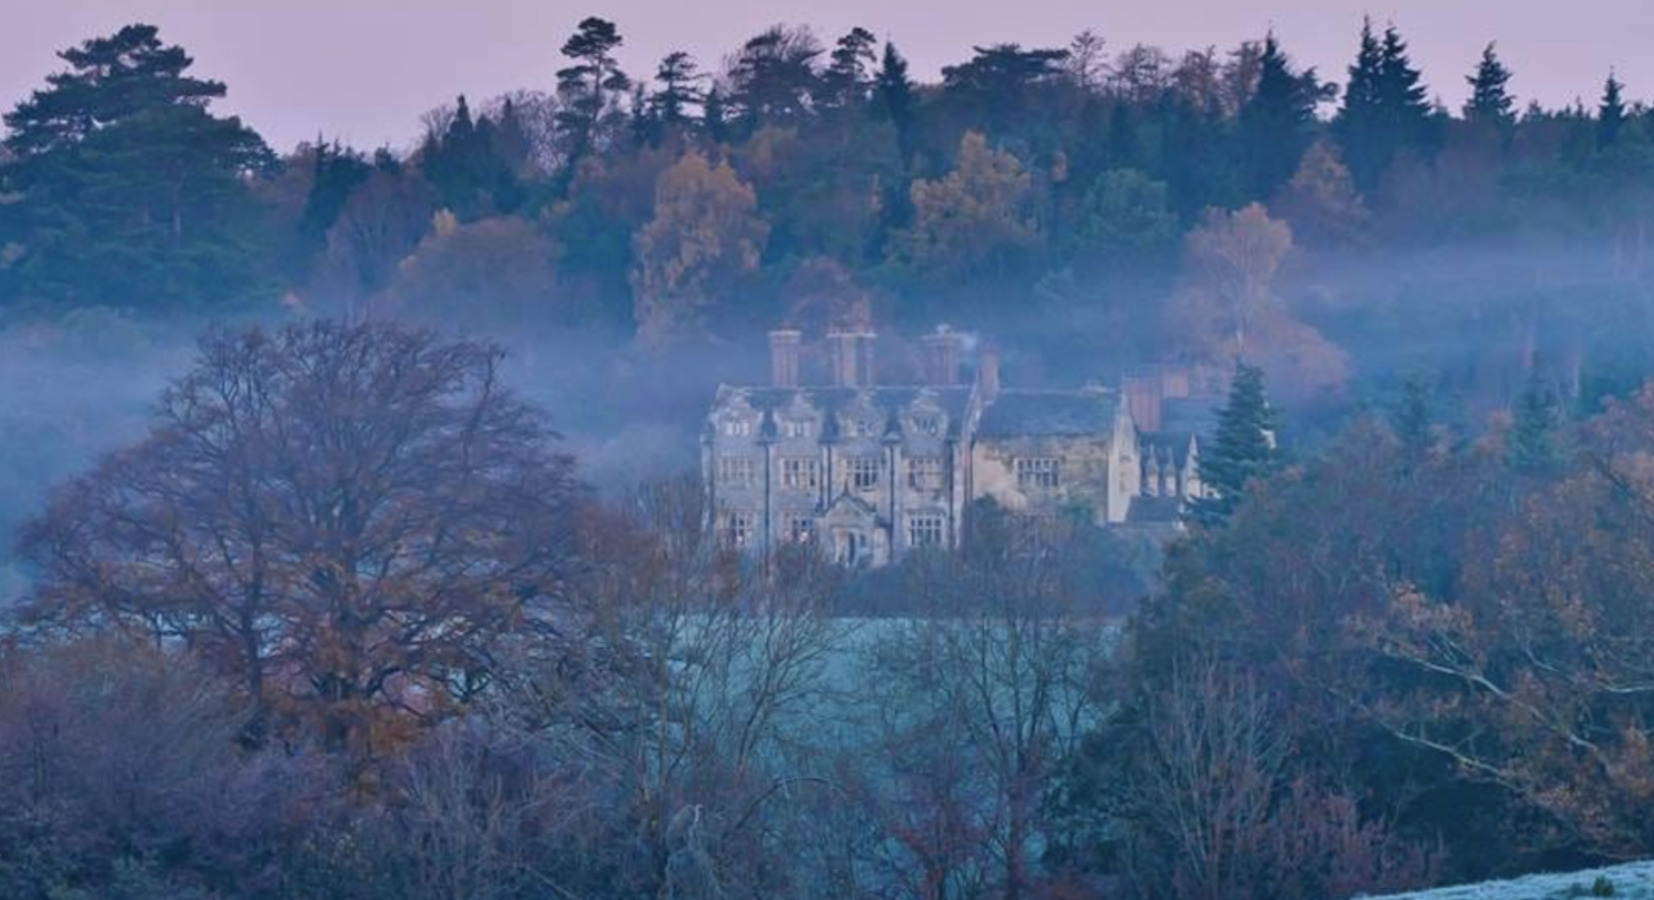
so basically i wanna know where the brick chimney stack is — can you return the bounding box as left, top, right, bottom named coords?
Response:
left=827, top=330, right=876, bottom=388
left=768, top=328, right=801, bottom=388
left=921, top=327, right=963, bottom=386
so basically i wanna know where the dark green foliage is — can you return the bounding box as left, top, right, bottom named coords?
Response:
left=651, top=50, right=705, bottom=131
left=1336, top=20, right=1439, bottom=189
left=727, top=25, right=823, bottom=129
left=555, top=17, right=629, bottom=167
left=1599, top=73, right=1628, bottom=150
left=418, top=96, right=522, bottom=220
left=1508, top=365, right=1563, bottom=472
left=1, top=24, right=278, bottom=311
left=819, top=27, right=878, bottom=112
left=1237, top=34, right=1322, bottom=198
left=872, top=42, right=917, bottom=162
left=1194, top=363, right=1278, bottom=527
left=1464, top=42, right=1516, bottom=126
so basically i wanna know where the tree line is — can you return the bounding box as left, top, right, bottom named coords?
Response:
left=3, top=20, right=1654, bottom=417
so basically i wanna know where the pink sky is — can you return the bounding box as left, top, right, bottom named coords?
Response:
left=4, top=0, right=1650, bottom=152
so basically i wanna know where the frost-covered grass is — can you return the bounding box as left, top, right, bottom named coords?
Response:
left=1360, top=861, right=1654, bottom=900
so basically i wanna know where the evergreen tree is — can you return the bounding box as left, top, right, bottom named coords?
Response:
left=420, top=96, right=522, bottom=220
left=629, top=83, right=657, bottom=147
left=873, top=42, right=917, bottom=163
left=1464, top=42, right=1516, bottom=127
left=1334, top=18, right=1385, bottom=187
left=1508, top=366, right=1562, bottom=472
left=820, top=27, right=878, bottom=112
left=651, top=51, right=705, bottom=131
left=295, top=139, right=371, bottom=272
left=1335, top=20, right=1436, bottom=189
left=1, top=24, right=277, bottom=309
left=1194, top=363, right=1278, bottom=528
left=1599, top=72, right=1628, bottom=150
left=702, top=86, right=728, bottom=144
left=1237, top=34, right=1319, bottom=199
left=727, top=25, right=823, bottom=128
left=555, top=17, right=630, bottom=167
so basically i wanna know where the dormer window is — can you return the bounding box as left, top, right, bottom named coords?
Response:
left=722, top=418, right=752, bottom=438
left=782, top=419, right=812, bottom=439
left=912, top=414, right=942, bottom=436
left=850, top=418, right=878, bottom=438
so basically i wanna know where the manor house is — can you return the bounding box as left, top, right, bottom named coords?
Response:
left=703, top=326, right=1208, bottom=566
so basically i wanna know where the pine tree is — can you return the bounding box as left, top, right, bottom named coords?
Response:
left=874, top=42, right=917, bottom=163
left=1599, top=72, right=1627, bottom=150
left=1238, top=34, right=1319, bottom=199
left=820, top=27, right=878, bottom=112
left=702, top=86, right=728, bottom=144
left=555, top=17, right=630, bottom=167
left=1464, top=42, right=1515, bottom=127
left=1, top=24, right=277, bottom=309
left=651, top=51, right=705, bottom=131
left=1194, top=364, right=1278, bottom=528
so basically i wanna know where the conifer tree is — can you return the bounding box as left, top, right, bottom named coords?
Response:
left=1238, top=34, right=1319, bottom=199
left=1194, top=363, right=1278, bottom=527
left=874, top=42, right=917, bottom=163
left=1336, top=20, right=1436, bottom=189
left=1508, top=366, right=1562, bottom=472
left=555, top=17, right=630, bottom=166
left=702, top=86, right=728, bottom=144
left=1464, top=42, right=1516, bottom=127
left=1599, top=72, right=1628, bottom=150
left=651, top=51, right=705, bottom=131
left=820, top=27, right=878, bottom=111
left=1, top=24, right=277, bottom=309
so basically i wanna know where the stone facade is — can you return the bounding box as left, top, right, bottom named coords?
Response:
left=703, top=327, right=1208, bottom=565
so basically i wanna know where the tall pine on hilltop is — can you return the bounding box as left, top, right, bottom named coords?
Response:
left=555, top=17, right=629, bottom=171
left=1194, top=363, right=1278, bottom=527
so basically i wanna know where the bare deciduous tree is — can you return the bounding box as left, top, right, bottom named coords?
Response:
left=19, top=320, right=581, bottom=763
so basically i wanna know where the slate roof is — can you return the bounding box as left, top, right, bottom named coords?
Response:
left=1161, top=396, right=1219, bottom=436
left=976, top=389, right=1120, bottom=438
left=1126, top=495, right=1186, bottom=526
left=714, top=385, right=975, bottom=439
left=1141, top=431, right=1197, bottom=468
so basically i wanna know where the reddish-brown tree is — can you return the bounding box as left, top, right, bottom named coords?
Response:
left=19, top=320, right=582, bottom=762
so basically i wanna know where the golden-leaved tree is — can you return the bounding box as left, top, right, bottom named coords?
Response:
left=630, top=150, right=769, bottom=341
left=900, top=131, right=1040, bottom=282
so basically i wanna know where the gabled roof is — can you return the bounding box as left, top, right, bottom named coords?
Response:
left=713, top=386, right=974, bottom=439
left=1142, top=431, right=1198, bottom=468
left=976, top=389, right=1121, bottom=438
